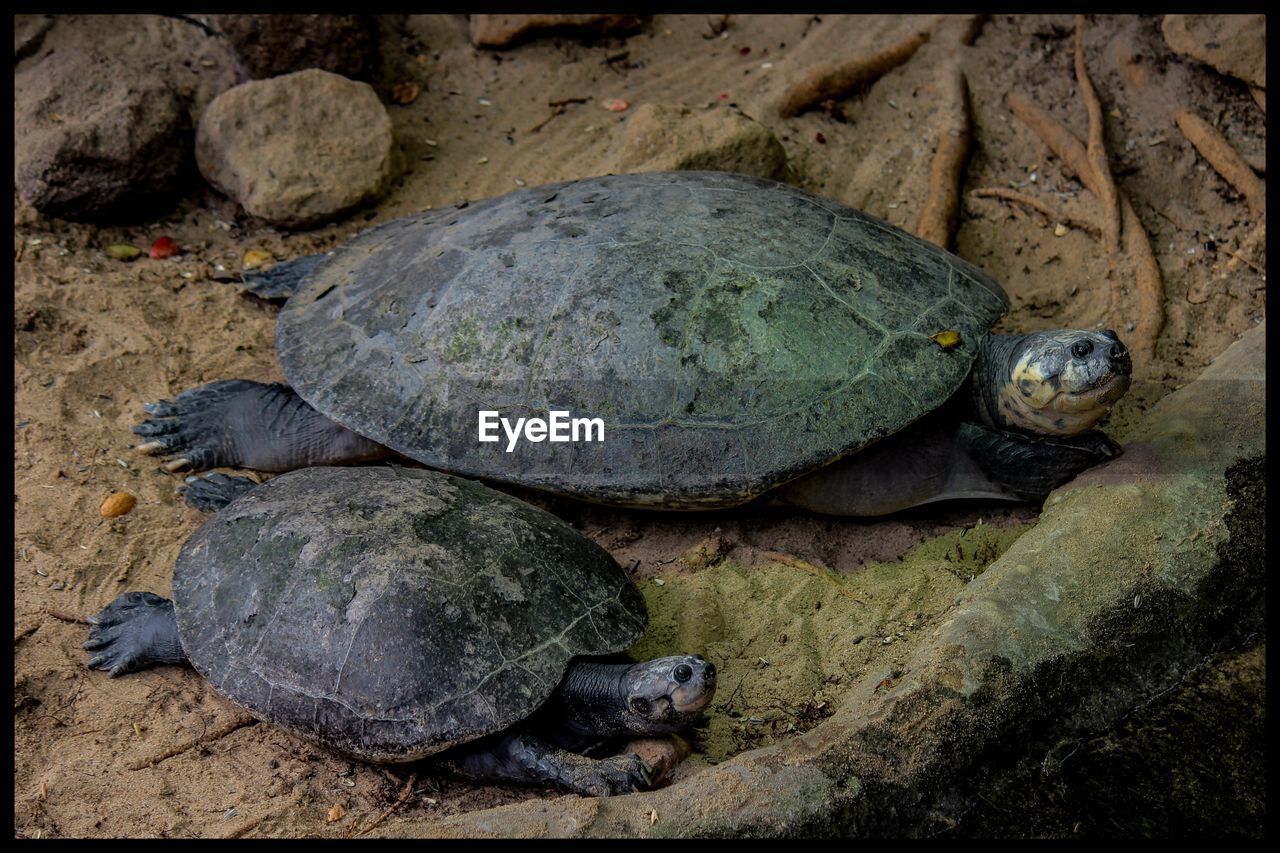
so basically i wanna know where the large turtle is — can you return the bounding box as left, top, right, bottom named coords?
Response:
left=135, top=171, right=1131, bottom=514
left=83, top=466, right=716, bottom=796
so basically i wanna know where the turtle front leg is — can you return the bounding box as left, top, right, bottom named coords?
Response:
left=960, top=422, right=1122, bottom=500
left=133, top=379, right=392, bottom=474
left=84, top=592, right=188, bottom=676
left=181, top=472, right=260, bottom=513
left=449, top=732, right=654, bottom=797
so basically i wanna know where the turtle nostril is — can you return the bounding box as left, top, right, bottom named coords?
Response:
left=703, top=662, right=716, bottom=680
left=1109, top=342, right=1127, bottom=359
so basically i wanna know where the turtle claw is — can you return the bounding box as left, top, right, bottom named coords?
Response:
left=576, top=753, right=655, bottom=796
left=83, top=592, right=184, bottom=676
left=163, top=457, right=193, bottom=473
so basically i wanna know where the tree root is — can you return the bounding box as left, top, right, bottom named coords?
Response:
left=915, top=61, right=972, bottom=249
left=349, top=771, right=417, bottom=838
left=1074, top=16, right=1122, bottom=251
left=1174, top=108, right=1267, bottom=218
left=968, top=188, right=1101, bottom=237
left=777, top=27, right=930, bottom=118
left=1007, top=91, right=1165, bottom=361
left=127, top=713, right=258, bottom=771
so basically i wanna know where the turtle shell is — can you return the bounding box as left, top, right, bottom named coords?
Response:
left=171, top=465, right=646, bottom=762
left=275, top=171, right=1008, bottom=508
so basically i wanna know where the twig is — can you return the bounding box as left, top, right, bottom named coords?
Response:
left=127, top=713, right=258, bottom=770
left=526, top=97, right=590, bottom=134
left=778, top=28, right=930, bottom=118
left=351, top=771, right=417, bottom=838
left=968, top=188, right=1101, bottom=237
left=1007, top=91, right=1165, bottom=361
left=48, top=609, right=92, bottom=625
left=761, top=551, right=864, bottom=604
left=1173, top=108, right=1266, bottom=218
left=915, top=61, right=972, bottom=250
left=1074, top=16, right=1121, bottom=251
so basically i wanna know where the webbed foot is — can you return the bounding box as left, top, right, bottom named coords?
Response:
left=181, top=472, right=259, bottom=513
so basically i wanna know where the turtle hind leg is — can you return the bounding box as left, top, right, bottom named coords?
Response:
left=449, top=732, right=654, bottom=797
left=84, top=592, right=187, bottom=676
left=181, top=472, right=259, bottom=513
left=133, top=379, right=392, bottom=474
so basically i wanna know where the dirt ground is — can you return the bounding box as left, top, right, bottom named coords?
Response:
left=12, top=14, right=1265, bottom=838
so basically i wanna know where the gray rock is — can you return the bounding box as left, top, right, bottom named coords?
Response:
left=606, top=104, right=789, bottom=181
left=212, top=14, right=379, bottom=81
left=1162, top=14, right=1266, bottom=89
left=14, top=49, right=192, bottom=223
left=195, top=69, right=396, bottom=228
left=469, top=14, right=642, bottom=49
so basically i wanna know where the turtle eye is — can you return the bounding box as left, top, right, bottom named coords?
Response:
left=674, top=664, right=693, bottom=683
left=1071, top=340, right=1094, bottom=358
left=630, top=697, right=651, bottom=715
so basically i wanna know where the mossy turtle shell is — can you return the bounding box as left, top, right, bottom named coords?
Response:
left=275, top=171, right=1009, bottom=508
left=172, top=465, right=646, bottom=762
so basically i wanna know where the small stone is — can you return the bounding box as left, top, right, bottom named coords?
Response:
left=1054, top=223, right=1069, bottom=237
left=100, top=493, right=137, bottom=518
left=196, top=69, right=396, bottom=228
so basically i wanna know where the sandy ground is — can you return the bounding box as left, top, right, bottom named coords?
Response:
left=13, top=14, right=1265, bottom=838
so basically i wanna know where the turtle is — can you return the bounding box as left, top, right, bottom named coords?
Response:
left=82, top=465, right=717, bottom=796
left=133, top=170, right=1132, bottom=515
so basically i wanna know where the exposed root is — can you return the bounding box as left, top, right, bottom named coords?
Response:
left=350, top=771, right=417, bottom=838
left=1007, top=91, right=1165, bottom=361
left=777, top=27, right=930, bottom=118
left=127, top=713, right=258, bottom=771
left=1074, top=16, right=1121, bottom=251
left=1174, top=108, right=1267, bottom=218
left=915, top=62, right=972, bottom=249
left=968, top=188, right=1101, bottom=237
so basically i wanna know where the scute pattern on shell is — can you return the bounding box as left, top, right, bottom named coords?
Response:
left=275, top=171, right=1009, bottom=507
left=172, top=466, right=646, bottom=762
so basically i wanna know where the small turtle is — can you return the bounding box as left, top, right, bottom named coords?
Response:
left=134, top=171, right=1131, bottom=514
left=83, top=466, right=716, bottom=796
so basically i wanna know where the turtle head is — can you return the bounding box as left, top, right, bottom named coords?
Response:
left=990, top=329, right=1132, bottom=437
left=618, top=655, right=717, bottom=735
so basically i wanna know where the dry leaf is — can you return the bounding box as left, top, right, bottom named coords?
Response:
left=105, top=243, right=141, bottom=261
left=242, top=249, right=272, bottom=270
left=327, top=804, right=345, bottom=823
left=392, top=82, right=420, bottom=105
left=930, top=330, right=962, bottom=350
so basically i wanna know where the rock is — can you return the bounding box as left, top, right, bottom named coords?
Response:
left=14, top=49, right=192, bottom=223
left=195, top=69, right=396, bottom=228
left=469, top=14, right=642, bottom=49
left=606, top=104, right=789, bottom=181
left=1162, top=14, right=1266, bottom=89
left=211, top=14, right=380, bottom=81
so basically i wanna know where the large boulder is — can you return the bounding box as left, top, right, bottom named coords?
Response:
left=14, top=49, right=192, bottom=223
left=211, top=14, right=380, bottom=81
left=195, top=69, right=396, bottom=228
